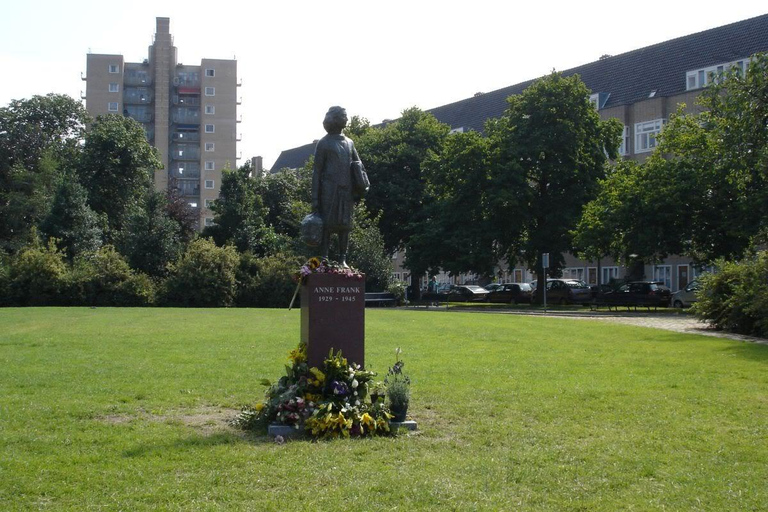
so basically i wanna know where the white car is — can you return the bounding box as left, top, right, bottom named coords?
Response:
left=672, top=279, right=701, bottom=308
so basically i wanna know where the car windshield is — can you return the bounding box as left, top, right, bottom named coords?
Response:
left=566, top=281, right=587, bottom=288
left=518, top=284, right=532, bottom=291
left=464, top=286, right=486, bottom=292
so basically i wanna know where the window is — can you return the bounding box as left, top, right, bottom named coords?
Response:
left=108, top=102, right=119, bottom=112
left=686, top=57, right=753, bottom=90
left=205, top=69, right=215, bottom=77
left=205, top=104, right=215, bottom=115
left=109, top=83, right=119, bottom=93
left=589, top=93, right=600, bottom=110
left=563, top=267, right=585, bottom=281
left=587, top=267, right=597, bottom=285
left=205, top=87, right=215, bottom=96
left=205, top=124, right=215, bottom=133
left=188, top=202, right=198, bottom=208
left=635, top=119, right=664, bottom=153
left=619, top=126, right=630, bottom=156
left=204, top=217, right=214, bottom=227
left=205, top=180, right=215, bottom=189
left=653, top=265, right=672, bottom=288
left=601, top=266, right=619, bottom=285
left=108, top=64, right=119, bottom=73
left=205, top=199, right=214, bottom=208
left=205, top=161, right=215, bottom=171
left=205, top=142, right=215, bottom=152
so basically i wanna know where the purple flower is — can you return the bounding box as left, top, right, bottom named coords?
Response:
left=332, top=380, right=349, bottom=396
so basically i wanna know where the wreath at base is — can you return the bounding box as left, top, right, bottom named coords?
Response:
left=233, top=342, right=393, bottom=439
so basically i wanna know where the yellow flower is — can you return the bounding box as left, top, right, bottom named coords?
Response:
left=308, top=257, right=321, bottom=270
left=361, top=413, right=376, bottom=430
left=255, top=402, right=265, bottom=412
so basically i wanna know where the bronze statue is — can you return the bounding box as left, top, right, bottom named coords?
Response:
left=311, top=106, right=368, bottom=267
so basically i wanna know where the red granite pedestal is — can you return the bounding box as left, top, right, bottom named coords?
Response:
left=300, top=273, right=365, bottom=368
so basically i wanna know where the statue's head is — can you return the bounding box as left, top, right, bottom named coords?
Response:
left=323, top=106, right=348, bottom=134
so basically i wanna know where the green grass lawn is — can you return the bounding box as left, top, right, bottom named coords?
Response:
left=1, top=308, right=766, bottom=511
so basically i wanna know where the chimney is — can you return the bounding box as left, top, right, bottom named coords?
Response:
left=251, top=156, right=263, bottom=177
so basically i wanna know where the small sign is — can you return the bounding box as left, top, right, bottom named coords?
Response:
left=542, top=253, right=549, bottom=269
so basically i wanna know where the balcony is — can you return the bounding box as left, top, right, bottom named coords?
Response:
left=81, top=72, right=86, bottom=81
left=171, top=144, right=200, bottom=161
left=174, top=76, right=199, bottom=88
left=236, top=115, right=242, bottom=124
left=124, top=73, right=152, bottom=87
left=173, top=95, right=200, bottom=106
left=172, top=131, right=200, bottom=142
left=124, top=108, right=153, bottom=124
left=236, top=133, right=242, bottom=142
left=237, top=78, right=242, bottom=87
left=175, top=178, right=200, bottom=197
left=123, top=88, right=153, bottom=105
left=171, top=107, right=200, bottom=125
left=236, top=97, right=242, bottom=105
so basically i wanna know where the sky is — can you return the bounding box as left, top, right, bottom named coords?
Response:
left=1, top=2, right=766, bottom=169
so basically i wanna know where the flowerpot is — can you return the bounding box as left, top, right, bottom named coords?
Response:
left=390, top=403, right=408, bottom=422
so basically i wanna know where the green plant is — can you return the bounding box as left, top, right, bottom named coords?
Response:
left=385, top=347, right=411, bottom=413
left=692, top=251, right=768, bottom=337
left=160, top=238, right=239, bottom=307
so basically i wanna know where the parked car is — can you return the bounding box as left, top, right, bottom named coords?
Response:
left=447, top=285, right=490, bottom=302
left=532, top=279, right=592, bottom=304
left=671, top=279, right=701, bottom=308
left=599, top=281, right=671, bottom=308
left=485, top=283, right=533, bottom=304
left=483, top=283, right=505, bottom=293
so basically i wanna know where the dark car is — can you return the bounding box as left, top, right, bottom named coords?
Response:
left=600, top=281, right=671, bottom=308
left=486, top=283, right=533, bottom=304
left=533, top=279, right=592, bottom=304
left=447, top=285, right=490, bottom=302
left=483, top=283, right=505, bottom=293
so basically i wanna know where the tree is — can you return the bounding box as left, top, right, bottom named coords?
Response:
left=0, top=93, right=88, bottom=176
left=115, top=191, right=184, bottom=277
left=254, top=163, right=312, bottom=241
left=0, top=94, right=89, bottom=252
left=353, top=108, right=450, bottom=293
left=409, top=131, right=497, bottom=278
left=203, top=164, right=283, bottom=255
left=575, top=53, right=768, bottom=266
left=346, top=202, right=393, bottom=292
left=486, top=72, right=622, bottom=297
left=77, top=114, right=161, bottom=232
left=39, top=179, right=104, bottom=260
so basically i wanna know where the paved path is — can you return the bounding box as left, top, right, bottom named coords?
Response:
left=406, top=305, right=768, bottom=345
left=574, top=314, right=768, bottom=345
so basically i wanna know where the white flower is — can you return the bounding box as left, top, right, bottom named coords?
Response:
left=351, top=379, right=359, bottom=389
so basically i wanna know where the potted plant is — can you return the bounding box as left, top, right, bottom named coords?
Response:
left=385, top=348, right=411, bottom=422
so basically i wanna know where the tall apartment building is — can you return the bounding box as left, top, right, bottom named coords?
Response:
left=83, top=17, right=240, bottom=229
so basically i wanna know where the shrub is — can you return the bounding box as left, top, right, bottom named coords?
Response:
left=67, top=246, right=155, bottom=306
left=161, top=238, right=239, bottom=307
left=692, top=252, right=768, bottom=337
left=7, top=240, right=69, bottom=306
left=235, top=252, right=304, bottom=308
